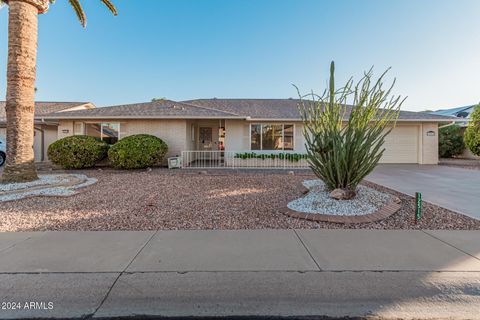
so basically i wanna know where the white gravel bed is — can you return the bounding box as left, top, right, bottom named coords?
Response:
left=0, top=174, right=97, bottom=202
left=288, top=179, right=393, bottom=216
left=0, top=174, right=70, bottom=192
left=69, top=174, right=98, bottom=190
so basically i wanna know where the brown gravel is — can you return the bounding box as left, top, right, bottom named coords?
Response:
left=440, top=164, right=480, bottom=171
left=0, top=169, right=479, bottom=231
left=439, top=158, right=480, bottom=170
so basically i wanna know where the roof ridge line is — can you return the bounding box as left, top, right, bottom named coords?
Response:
left=180, top=100, right=242, bottom=117
left=99, top=100, right=176, bottom=108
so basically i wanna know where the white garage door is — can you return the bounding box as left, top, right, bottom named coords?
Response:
left=381, top=125, right=419, bottom=163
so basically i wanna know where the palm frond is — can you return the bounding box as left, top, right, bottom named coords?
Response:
left=68, top=0, right=117, bottom=27
left=68, top=0, right=87, bottom=27
left=100, top=0, right=117, bottom=16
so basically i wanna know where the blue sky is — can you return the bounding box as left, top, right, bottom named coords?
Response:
left=1, top=0, right=479, bottom=111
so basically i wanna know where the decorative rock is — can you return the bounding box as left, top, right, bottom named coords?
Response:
left=288, top=171, right=295, bottom=175
left=0, top=174, right=97, bottom=203
left=330, top=188, right=356, bottom=200
left=288, top=180, right=394, bottom=216
left=146, top=167, right=152, bottom=172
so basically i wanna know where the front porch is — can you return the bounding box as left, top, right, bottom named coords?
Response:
left=182, top=119, right=308, bottom=169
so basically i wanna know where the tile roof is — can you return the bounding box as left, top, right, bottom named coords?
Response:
left=41, top=100, right=240, bottom=119
left=184, top=98, right=460, bottom=121
left=184, top=99, right=301, bottom=119
left=0, top=101, right=90, bottom=123
left=4, top=99, right=459, bottom=122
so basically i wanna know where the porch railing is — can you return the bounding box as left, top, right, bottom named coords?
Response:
left=181, top=151, right=310, bottom=169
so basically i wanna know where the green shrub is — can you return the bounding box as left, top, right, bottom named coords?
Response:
left=47, top=135, right=109, bottom=169
left=465, top=104, right=480, bottom=156
left=297, top=61, right=402, bottom=199
left=108, top=134, right=168, bottom=169
left=234, top=152, right=307, bottom=162
left=438, top=124, right=465, bottom=158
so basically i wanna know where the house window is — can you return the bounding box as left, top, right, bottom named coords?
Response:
left=250, top=124, right=294, bottom=151
left=85, top=123, right=120, bottom=144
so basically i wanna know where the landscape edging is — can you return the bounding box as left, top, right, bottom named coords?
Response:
left=280, top=186, right=402, bottom=223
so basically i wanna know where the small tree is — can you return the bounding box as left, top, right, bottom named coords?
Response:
left=297, top=61, right=403, bottom=199
left=464, top=104, right=480, bottom=156
left=438, top=124, right=465, bottom=158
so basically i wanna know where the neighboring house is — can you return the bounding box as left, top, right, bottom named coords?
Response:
left=431, top=104, right=479, bottom=159
left=430, top=105, right=476, bottom=127
left=0, top=101, right=95, bottom=162
left=32, top=98, right=458, bottom=165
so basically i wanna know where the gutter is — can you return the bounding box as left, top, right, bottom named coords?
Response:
left=34, top=117, right=459, bottom=122
left=31, top=116, right=463, bottom=123
left=438, top=121, right=458, bottom=129
left=34, top=125, right=45, bottom=162
left=36, top=116, right=246, bottom=120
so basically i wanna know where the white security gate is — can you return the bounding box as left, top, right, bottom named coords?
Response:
left=181, top=151, right=310, bottom=169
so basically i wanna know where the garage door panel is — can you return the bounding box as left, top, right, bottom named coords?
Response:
left=380, top=126, right=419, bottom=163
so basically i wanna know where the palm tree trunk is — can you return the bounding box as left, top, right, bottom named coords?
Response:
left=2, top=0, right=48, bottom=183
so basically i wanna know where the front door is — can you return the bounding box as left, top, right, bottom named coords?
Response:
left=199, top=127, right=213, bottom=150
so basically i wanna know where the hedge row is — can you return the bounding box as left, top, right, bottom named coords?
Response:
left=48, top=134, right=168, bottom=170
left=234, top=152, right=307, bottom=162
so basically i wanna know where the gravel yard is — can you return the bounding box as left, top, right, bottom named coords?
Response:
left=0, top=169, right=479, bottom=231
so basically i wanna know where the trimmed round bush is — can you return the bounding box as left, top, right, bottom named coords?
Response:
left=108, top=134, right=168, bottom=169
left=438, top=124, right=465, bottom=158
left=465, top=105, right=480, bottom=156
left=48, top=135, right=109, bottom=169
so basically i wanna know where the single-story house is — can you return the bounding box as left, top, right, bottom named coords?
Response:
left=1, top=99, right=459, bottom=167
left=0, top=101, right=95, bottom=162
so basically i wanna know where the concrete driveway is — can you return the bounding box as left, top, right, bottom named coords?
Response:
left=367, top=164, right=480, bottom=220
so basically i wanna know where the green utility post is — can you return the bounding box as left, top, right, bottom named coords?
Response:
left=415, top=192, right=422, bottom=222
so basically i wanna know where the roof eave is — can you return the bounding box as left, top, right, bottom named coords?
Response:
left=34, top=116, right=462, bottom=122
left=245, top=118, right=461, bottom=122
left=394, top=118, right=466, bottom=122
left=38, top=115, right=246, bottom=120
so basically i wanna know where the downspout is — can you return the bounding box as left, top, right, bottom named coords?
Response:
left=34, top=125, right=45, bottom=162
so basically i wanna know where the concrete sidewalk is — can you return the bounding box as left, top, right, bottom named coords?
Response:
left=1, top=230, right=479, bottom=319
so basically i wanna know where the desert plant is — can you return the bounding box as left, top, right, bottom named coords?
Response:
left=439, top=124, right=465, bottom=158
left=297, top=61, right=403, bottom=199
left=464, top=104, right=480, bottom=156
left=48, top=135, right=109, bottom=169
left=108, top=134, right=168, bottom=169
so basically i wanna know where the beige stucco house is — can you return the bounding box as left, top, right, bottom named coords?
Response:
left=1, top=99, right=458, bottom=167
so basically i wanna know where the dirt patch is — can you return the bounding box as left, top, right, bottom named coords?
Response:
left=0, top=169, right=479, bottom=231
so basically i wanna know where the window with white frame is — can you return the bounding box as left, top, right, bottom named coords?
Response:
left=85, top=122, right=120, bottom=144
left=250, top=124, right=294, bottom=151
